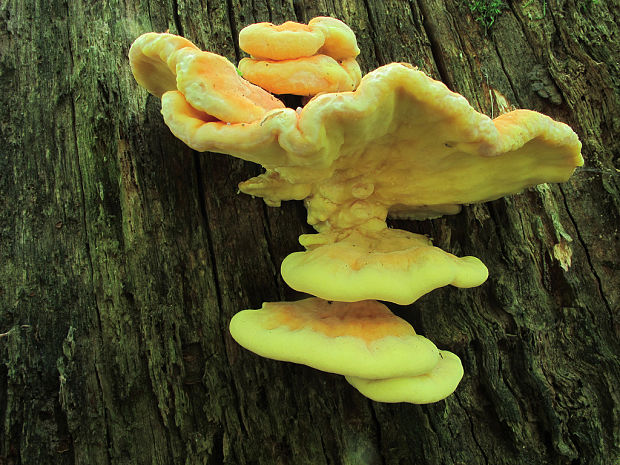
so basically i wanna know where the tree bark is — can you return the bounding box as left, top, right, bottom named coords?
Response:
left=1, top=0, right=618, bottom=464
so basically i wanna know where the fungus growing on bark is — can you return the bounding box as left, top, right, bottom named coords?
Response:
left=346, top=350, right=464, bottom=404
left=230, top=298, right=441, bottom=379
left=238, top=17, right=361, bottom=95
left=129, top=17, right=583, bottom=404
left=281, top=228, right=488, bottom=305
left=130, top=32, right=284, bottom=124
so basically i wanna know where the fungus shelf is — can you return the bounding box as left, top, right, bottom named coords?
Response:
left=129, top=16, right=582, bottom=404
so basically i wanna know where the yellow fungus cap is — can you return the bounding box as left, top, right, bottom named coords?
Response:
left=346, top=350, right=464, bottom=404
left=129, top=32, right=284, bottom=123
left=229, top=298, right=441, bottom=379
left=129, top=32, right=198, bottom=98
left=239, top=17, right=359, bottom=61
left=239, top=21, right=325, bottom=60
left=281, top=228, right=488, bottom=305
left=309, top=16, right=360, bottom=61
left=238, top=55, right=361, bottom=96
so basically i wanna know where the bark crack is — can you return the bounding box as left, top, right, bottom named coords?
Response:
left=192, top=157, right=249, bottom=441
left=491, top=40, right=522, bottom=108
left=292, top=0, right=305, bottom=22
left=94, top=362, right=113, bottom=461
left=361, top=0, right=385, bottom=65
left=307, top=403, right=330, bottom=465
left=225, top=0, right=242, bottom=62
left=65, top=6, right=112, bottom=462
left=415, top=0, right=454, bottom=88
left=454, top=392, right=490, bottom=465
left=504, top=1, right=533, bottom=56
left=147, top=1, right=154, bottom=29
left=171, top=0, right=184, bottom=35
left=486, top=202, right=512, bottom=260
left=69, top=66, right=95, bottom=320
left=369, top=403, right=387, bottom=465
left=193, top=156, right=224, bottom=315
left=261, top=202, right=284, bottom=296
left=558, top=186, right=613, bottom=319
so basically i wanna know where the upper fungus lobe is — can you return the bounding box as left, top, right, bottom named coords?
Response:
left=239, top=17, right=360, bottom=61
left=130, top=33, right=582, bottom=224
left=130, top=32, right=285, bottom=124
left=237, top=17, right=361, bottom=95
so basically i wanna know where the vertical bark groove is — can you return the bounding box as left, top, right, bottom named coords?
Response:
left=416, top=0, right=454, bottom=86
left=558, top=185, right=614, bottom=316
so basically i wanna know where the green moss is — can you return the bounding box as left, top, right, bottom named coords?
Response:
left=464, top=0, right=505, bottom=32
left=577, top=0, right=599, bottom=12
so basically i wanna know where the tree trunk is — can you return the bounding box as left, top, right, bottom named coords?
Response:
left=1, top=0, right=618, bottom=464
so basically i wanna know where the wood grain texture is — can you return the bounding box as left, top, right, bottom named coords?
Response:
left=0, top=0, right=618, bottom=464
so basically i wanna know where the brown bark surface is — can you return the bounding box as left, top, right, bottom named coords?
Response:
left=1, top=1, right=618, bottom=464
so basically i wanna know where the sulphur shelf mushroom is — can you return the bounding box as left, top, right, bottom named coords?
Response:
left=281, top=228, right=488, bottom=305
left=230, top=298, right=440, bottom=379
left=238, top=17, right=362, bottom=95
left=346, top=351, right=464, bottom=404
left=231, top=298, right=463, bottom=404
left=129, top=16, right=583, bottom=404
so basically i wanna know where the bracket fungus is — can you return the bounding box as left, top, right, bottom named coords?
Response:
left=129, top=17, right=583, bottom=405
left=238, top=17, right=361, bottom=95
left=346, top=350, right=464, bottom=404
left=230, top=299, right=441, bottom=380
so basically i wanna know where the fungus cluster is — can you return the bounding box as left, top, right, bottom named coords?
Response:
left=129, top=17, right=583, bottom=404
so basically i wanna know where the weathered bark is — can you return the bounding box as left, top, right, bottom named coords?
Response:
left=1, top=0, right=618, bottom=464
